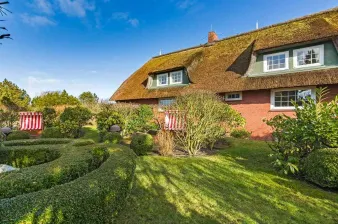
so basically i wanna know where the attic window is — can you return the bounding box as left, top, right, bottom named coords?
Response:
left=293, top=44, right=324, bottom=68
left=263, top=51, right=289, bottom=72
left=170, top=71, right=183, bottom=84
left=157, top=73, right=168, bottom=86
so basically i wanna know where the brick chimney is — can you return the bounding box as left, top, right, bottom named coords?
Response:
left=208, top=31, right=218, bottom=43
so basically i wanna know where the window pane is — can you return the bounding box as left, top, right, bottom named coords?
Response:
left=265, top=52, right=287, bottom=71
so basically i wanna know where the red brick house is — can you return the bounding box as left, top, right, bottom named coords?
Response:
left=111, top=8, right=338, bottom=139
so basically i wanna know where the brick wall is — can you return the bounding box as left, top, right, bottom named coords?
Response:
left=227, top=84, right=338, bottom=140
left=118, top=84, right=338, bottom=140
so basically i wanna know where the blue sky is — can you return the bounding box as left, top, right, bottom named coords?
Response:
left=0, top=0, right=337, bottom=100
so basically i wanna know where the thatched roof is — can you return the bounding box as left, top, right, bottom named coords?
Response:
left=111, top=7, right=338, bottom=101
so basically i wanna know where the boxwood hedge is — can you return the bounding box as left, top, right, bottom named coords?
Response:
left=0, top=143, right=108, bottom=199
left=0, top=145, right=136, bottom=224
left=0, top=145, right=61, bottom=168
left=3, top=138, right=72, bottom=147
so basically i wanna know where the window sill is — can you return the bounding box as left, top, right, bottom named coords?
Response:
left=269, top=108, right=295, bottom=112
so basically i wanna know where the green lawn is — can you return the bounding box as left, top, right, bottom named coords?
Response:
left=115, top=138, right=338, bottom=224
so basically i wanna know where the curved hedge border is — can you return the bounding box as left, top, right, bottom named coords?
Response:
left=0, top=145, right=61, bottom=168
left=0, top=143, right=108, bottom=199
left=3, top=138, right=72, bottom=147
left=0, top=145, right=136, bottom=224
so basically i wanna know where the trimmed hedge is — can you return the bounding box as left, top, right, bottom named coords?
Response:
left=230, top=129, right=251, bottom=139
left=3, top=138, right=72, bottom=147
left=0, top=145, right=61, bottom=168
left=303, top=148, right=338, bottom=188
left=41, top=127, right=65, bottom=139
left=103, top=132, right=122, bottom=144
left=130, top=133, right=154, bottom=156
left=6, top=131, right=30, bottom=141
left=72, top=139, right=95, bottom=147
left=0, top=145, right=136, bottom=224
left=0, top=144, right=108, bottom=199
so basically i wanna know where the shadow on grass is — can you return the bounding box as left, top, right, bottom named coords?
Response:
left=116, top=139, right=338, bottom=224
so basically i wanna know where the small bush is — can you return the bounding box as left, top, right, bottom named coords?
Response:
left=59, top=106, right=92, bottom=138
left=230, top=129, right=251, bottom=139
left=303, top=148, right=338, bottom=188
left=6, top=131, right=30, bottom=141
left=41, top=127, right=64, bottom=138
left=157, top=130, right=174, bottom=156
left=103, top=132, right=122, bottom=144
left=3, top=138, right=72, bottom=147
left=130, top=133, right=153, bottom=156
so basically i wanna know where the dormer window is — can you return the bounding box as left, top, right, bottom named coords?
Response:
left=170, top=71, right=183, bottom=84
left=157, top=73, right=168, bottom=86
left=293, top=44, right=324, bottom=68
left=263, top=51, right=289, bottom=72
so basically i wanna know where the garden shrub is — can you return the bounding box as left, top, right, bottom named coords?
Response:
left=96, top=105, right=124, bottom=132
left=72, top=139, right=95, bottom=147
left=6, top=131, right=30, bottom=141
left=0, top=145, right=61, bottom=168
left=0, top=146, right=136, bottom=224
left=41, top=127, right=64, bottom=138
left=42, top=107, right=57, bottom=128
left=266, top=88, right=338, bottom=175
left=130, top=133, right=153, bottom=156
left=0, top=144, right=108, bottom=199
left=59, top=106, right=92, bottom=138
left=303, top=148, right=338, bottom=188
left=230, top=129, right=251, bottom=139
left=157, top=130, right=174, bottom=156
left=97, top=103, right=158, bottom=137
left=103, top=132, right=122, bottom=144
left=3, top=138, right=72, bottom=147
left=173, top=91, right=245, bottom=155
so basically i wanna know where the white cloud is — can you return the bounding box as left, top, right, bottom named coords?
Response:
left=21, top=14, right=57, bottom=26
left=111, top=12, right=139, bottom=27
left=176, top=0, right=196, bottom=9
left=57, top=0, right=95, bottom=17
left=32, top=0, right=54, bottom=15
left=28, top=76, right=61, bottom=85
left=128, top=18, right=139, bottom=27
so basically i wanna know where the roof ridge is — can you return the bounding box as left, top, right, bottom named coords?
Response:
left=152, top=6, right=338, bottom=59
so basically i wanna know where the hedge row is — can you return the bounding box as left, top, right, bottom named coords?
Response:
left=0, top=143, right=108, bottom=199
left=0, top=145, right=136, bottom=224
left=303, top=148, right=338, bottom=188
left=3, top=138, right=72, bottom=147
left=0, top=145, right=61, bottom=168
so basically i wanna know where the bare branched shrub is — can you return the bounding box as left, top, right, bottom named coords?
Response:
left=157, top=130, right=174, bottom=156
left=173, top=91, right=245, bottom=156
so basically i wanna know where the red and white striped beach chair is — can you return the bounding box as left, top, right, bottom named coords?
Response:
left=19, top=112, right=44, bottom=135
left=164, top=110, right=185, bottom=131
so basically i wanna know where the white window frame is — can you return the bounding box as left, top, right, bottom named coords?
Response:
left=157, top=73, right=169, bottom=86
left=293, top=44, right=324, bottom=68
left=158, top=98, right=175, bottom=112
left=170, top=71, right=183, bottom=84
left=263, top=51, right=289, bottom=72
left=224, top=92, right=242, bottom=101
left=270, top=87, right=316, bottom=110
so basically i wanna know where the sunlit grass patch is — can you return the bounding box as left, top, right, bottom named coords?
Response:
left=116, top=138, right=338, bottom=224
